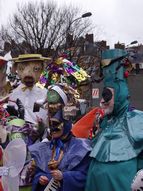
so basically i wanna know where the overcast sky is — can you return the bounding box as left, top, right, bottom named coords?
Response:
left=0, top=0, right=142, bottom=47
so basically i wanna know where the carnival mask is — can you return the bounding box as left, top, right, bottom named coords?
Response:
left=47, top=89, right=64, bottom=115
left=17, top=61, right=43, bottom=87
left=49, top=118, right=64, bottom=138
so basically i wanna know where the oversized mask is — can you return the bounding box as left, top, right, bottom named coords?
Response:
left=17, top=61, right=43, bottom=87
left=12, top=54, right=49, bottom=87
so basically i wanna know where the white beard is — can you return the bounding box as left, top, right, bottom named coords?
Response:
left=100, top=103, right=114, bottom=115
left=104, top=107, right=114, bottom=115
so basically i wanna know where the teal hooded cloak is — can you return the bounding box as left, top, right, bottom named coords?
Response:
left=85, top=49, right=143, bottom=191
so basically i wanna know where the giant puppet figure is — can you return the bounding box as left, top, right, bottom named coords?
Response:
left=84, top=49, right=143, bottom=191
left=0, top=56, right=11, bottom=100
left=29, top=84, right=91, bottom=191
left=0, top=56, right=12, bottom=148
left=0, top=57, right=28, bottom=191
left=1, top=54, right=50, bottom=191
left=8, top=54, right=49, bottom=125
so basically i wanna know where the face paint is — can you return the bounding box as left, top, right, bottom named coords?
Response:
left=100, top=88, right=114, bottom=115
left=17, top=61, right=43, bottom=87
left=47, top=90, right=62, bottom=104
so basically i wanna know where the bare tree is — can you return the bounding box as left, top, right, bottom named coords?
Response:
left=0, top=1, right=92, bottom=57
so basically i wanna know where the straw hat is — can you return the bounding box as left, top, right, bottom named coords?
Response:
left=12, top=54, right=51, bottom=63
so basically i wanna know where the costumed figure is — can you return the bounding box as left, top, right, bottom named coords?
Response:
left=37, top=54, right=90, bottom=120
left=4, top=53, right=48, bottom=160
left=1, top=54, right=50, bottom=191
left=28, top=84, right=91, bottom=191
left=0, top=56, right=12, bottom=101
left=0, top=101, right=39, bottom=191
left=8, top=54, right=50, bottom=125
left=73, top=49, right=143, bottom=191
left=0, top=55, right=13, bottom=152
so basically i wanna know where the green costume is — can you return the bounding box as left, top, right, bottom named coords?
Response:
left=85, top=49, right=143, bottom=191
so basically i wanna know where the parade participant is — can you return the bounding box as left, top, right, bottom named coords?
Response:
left=8, top=54, right=49, bottom=125
left=0, top=56, right=11, bottom=100
left=85, top=49, right=143, bottom=191
left=0, top=56, right=12, bottom=148
left=29, top=84, right=91, bottom=191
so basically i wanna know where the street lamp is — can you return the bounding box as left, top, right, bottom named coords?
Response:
left=70, top=12, right=92, bottom=26
left=65, top=12, right=92, bottom=49
left=82, top=12, right=92, bottom=18
left=126, top=40, right=138, bottom=47
left=130, top=40, right=138, bottom=45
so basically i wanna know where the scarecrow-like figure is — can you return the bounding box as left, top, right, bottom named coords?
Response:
left=29, top=84, right=91, bottom=191
left=0, top=56, right=12, bottom=147
left=85, top=49, right=143, bottom=191
left=8, top=54, right=49, bottom=125
left=0, top=54, right=50, bottom=190
left=0, top=56, right=11, bottom=101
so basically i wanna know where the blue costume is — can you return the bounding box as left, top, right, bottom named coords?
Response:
left=29, top=110, right=91, bottom=191
left=85, top=49, right=143, bottom=191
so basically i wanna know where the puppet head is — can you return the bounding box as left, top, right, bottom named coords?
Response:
left=100, top=49, right=131, bottom=116
left=12, top=54, right=50, bottom=87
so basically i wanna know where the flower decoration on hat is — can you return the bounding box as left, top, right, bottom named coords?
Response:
left=101, top=49, right=132, bottom=85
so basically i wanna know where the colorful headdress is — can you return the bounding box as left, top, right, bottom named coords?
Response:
left=101, top=49, right=132, bottom=114
left=101, top=49, right=131, bottom=84
left=38, top=56, right=90, bottom=88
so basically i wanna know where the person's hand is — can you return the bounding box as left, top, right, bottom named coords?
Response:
left=27, top=159, right=36, bottom=176
left=16, top=98, right=25, bottom=119
left=51, top=169, right=63, bottom=181
left=39, top=176, right=49, bottom=185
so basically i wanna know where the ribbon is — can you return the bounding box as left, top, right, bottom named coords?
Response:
left=21, top=86, right=33, bottom=92
left=50, top=139, right=64, bottom=161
